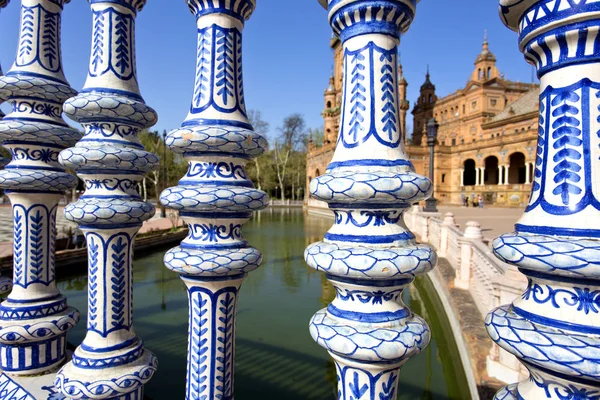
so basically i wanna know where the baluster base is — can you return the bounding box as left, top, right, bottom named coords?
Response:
left=493, top=364, right=600, bottom=400
left=55, top=350, right=157, bottom=400
left=0, top=369, right=70, bottom=400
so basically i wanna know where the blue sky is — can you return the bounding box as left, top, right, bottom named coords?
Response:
left=0, top=1, right=535, bottom=140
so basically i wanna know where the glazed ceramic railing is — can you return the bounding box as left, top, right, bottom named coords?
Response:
left=487, top=1, right=600, bottom=398
left=305, top=1, right=436, bottom=399
left=0, top=0, right=10, bottom=297
left=405, top=208, right=527, bottom=385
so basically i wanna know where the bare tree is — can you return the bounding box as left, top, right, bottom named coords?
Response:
left=247, top=110, right=269, bottom=190
left=274, top=114, right=306, bottom=201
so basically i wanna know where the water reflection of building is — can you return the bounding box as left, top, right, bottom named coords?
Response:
left=307, top=34, right=539, bottom=206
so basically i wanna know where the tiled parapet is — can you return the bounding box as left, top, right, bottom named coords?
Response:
left=306, top=1, right=436, bottom=399
left=160, top=1, right=269, bottom=398
left=486, top=1, right=600, bottom=398
left=0, top=0, right=80, bottom=380
left=53, top=0, right=158, bottom=398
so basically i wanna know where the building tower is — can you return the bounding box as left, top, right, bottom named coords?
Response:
left=411, top=67, right=437, bottom=145
left=398, top=61, right=409, bottom=145
left=323, top=75, right=338, bottom=144
left=472, top=30, right=499, bottom=82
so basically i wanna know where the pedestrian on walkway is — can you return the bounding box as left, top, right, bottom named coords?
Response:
left=478, top=194, right=484, bottom=208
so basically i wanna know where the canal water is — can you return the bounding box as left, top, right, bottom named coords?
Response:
left=57, top=208, right=471, bottom=399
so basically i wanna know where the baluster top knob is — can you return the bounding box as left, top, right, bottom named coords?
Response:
left=187, top=0, right=255, bottom=21
left=90, top=0, right=146, bottom=13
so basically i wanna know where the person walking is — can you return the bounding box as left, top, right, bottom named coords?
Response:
left=478, top=194, right=484, bottom=208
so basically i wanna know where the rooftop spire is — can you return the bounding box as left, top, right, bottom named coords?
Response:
left=483, top=29, right=489, bottom=52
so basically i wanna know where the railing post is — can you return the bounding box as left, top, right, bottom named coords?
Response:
left=55, top=1, right=158, bottom=398
left=487, top=2, right=600, bottom=398
left=439, top=212, right=456, bottom=257
left=455, top=221, right=482, bottom=290
left=306, top=1, right=436, bottom=398
left=0, top=0, right=81, bottom=392
left=160, top=2, right=268, bottom=399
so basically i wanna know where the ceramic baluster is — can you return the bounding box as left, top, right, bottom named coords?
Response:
left=486, top=1, right=600, bottom=398
left=306, top=1, right=436, bottom=399
left=0, top=0, right=8, bottom=124
left=0, top=0, right=81, bottom=395
left=0, top=0, right=9, bottom=298
left=54, top=0, right=158, bottom=398
left=160, top=1, right=268, bottom=399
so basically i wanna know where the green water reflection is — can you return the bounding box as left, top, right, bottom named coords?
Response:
left=57, top=208, right=470, bottom=399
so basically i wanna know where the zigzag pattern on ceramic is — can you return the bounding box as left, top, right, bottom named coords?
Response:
left=160, top=1, right=269, bottom=399
left=485, top=1, right=600, bottom=399
left=305, top=1, right=435, bottom=399
left=54, top=0, right=157, bottom=398
left=0, top=0, right=80, bottom=380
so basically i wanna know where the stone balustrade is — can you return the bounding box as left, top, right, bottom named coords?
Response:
left=0, top=0, right=597, bottom=398
left=405, top=208, right=528, bottom=386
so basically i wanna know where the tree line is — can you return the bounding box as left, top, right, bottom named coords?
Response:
left=136, top=110, right=318, bottom=204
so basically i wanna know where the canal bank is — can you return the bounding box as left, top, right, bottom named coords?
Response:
left=48, top=208, right=472, bottom=399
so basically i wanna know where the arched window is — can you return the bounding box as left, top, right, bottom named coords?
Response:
left=429, top=94, right=432, bottom=103
left=487, top=67, right=491, bottom=79
left=326, top=101, right=332, bottom=108
left=508, top=153, right=526, bottom=184
left=484, top=156, right=499, bottom=185
left=463, top=159, right=476, bottom=186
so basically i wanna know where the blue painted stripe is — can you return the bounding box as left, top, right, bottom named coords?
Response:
left=178, top=180, right=254, bottom=188
left=181, top=273, right=247, bottom=283
left=179, top=212, right=251, bottom=219
left=325, top=232, right=414, bottom=243
left=521, top=360, right=600, bottom=387
left=515, top=224, right=600, bottom=238
left=2, top=116, right=69, bottom=127
left=5, top=70, right=68, bottom=85
left=81, top=337, right=139, bottom=353
left=80, top=87, right=144, bottom=102
left=513, top=306, right=600, bottom=335
left=181, top=118, right=253, bottom=130
left=79, top=223, right=143, bottom=230
left=327, top=159, right=412, bottom=170
left=3, top=140, right=65, bottom=149
left=4, top=165, right=64, bottom=172
left=520, top=268, right=600, bottom=286
left=328, top=202, right=411, bottom=210
left=179, top=242, right=249, bottom=251
left=327, top=274, right=413, bottom=287
left=327, top=304, right=409, bottom=323
left=79, top=138, right=145, bottom=149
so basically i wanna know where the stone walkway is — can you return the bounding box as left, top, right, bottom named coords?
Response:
left=437, top=206, right=524, bottom=243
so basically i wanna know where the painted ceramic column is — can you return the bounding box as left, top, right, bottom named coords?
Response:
left=160, top=1, right=268, bottom=399
left=54, top=0, right=158, bottom=398
left=0, top=0, right=80, bottom=382
left=487, top=1, right=600, bottom=398
left=0, top=0, right=8, bottom=124
left=306, top=1, right=436, bottom=399
left=0, top=0, right=9, bottom=298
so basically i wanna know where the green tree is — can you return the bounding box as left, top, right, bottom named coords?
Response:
left=273, top=114, right=307, bottom=201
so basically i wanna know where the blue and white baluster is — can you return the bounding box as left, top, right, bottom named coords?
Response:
left=0, top=0, right=9, bottom=298
left=306, top=1, right=435, bottom=399
left=54, top=0, right=158, bottom=398
left=0, top=0, right=80, bottom=389
left=0, top=0, right=8, bottom=125
left=160, top=1, right=268, bottom=399
left=487, top=1, right=600, bottom=399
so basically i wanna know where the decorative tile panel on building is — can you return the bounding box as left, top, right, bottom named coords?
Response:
left=307, top=34, right=539, bottom=207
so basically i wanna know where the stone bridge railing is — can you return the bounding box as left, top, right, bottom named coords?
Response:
left=405, top=207, right=529, bottom=385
